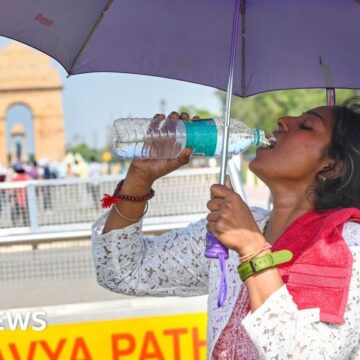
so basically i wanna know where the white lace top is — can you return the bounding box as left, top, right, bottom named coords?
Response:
left=92, top=207, right=360, bottom=359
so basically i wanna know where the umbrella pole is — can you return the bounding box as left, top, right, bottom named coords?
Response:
left=219, top=0, right=243, bottom=185
left=326, top=88, right=336, bottom=106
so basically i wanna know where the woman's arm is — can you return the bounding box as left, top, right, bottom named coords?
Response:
left=93, top=148, right=212, bottom=297
left=92, top=213, right=210, bottom=297
left=103, top=150, right=192, bottom=233
left=241, top=222, right=360, bottom=359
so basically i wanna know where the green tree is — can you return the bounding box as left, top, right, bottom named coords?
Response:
left=68, top=143, right=100, bottom=162
left=179, top=105, right=217, bottom=119
left=217, top=89, right=357, bottom=135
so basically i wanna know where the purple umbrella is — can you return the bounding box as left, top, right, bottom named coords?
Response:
left=1, top=1, right=360, bottom=95
left=1, top=0, right=359, bottom=173
left=2, top=0, right=360, bottom=305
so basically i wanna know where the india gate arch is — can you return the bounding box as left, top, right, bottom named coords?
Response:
left=7, top=103, right=33, bottom=164
left=0, top=43, right=65, bottom=167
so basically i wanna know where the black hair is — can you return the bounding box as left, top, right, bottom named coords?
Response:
left=180, top=112, right=190, bottom=118
left=312, top=97, right=360, bottom=210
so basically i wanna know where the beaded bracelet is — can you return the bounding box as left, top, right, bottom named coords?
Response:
left=101, top=179, right=155, bottom=208
left=239, top=242, right=272, bottom=263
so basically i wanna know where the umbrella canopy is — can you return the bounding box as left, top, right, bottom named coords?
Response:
left=1, top=0, right=360, bottom=97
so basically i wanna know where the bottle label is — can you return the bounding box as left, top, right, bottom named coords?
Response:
left=184, top=119, right=217, bottom=156
left=254, top=129, right=260, bottom=146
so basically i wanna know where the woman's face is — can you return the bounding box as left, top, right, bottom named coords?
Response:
left=250, top=106, right=335, bottom=186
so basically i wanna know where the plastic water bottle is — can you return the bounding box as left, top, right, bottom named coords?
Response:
left=112, top=118, right=271, bottom=159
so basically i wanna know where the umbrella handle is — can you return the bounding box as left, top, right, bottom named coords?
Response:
left=205, top=232, right=229, bottom=307
left=217, top=253, right=228, bottom=307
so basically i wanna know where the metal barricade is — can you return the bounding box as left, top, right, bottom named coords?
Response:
left=0, top=167, right=222, bottom=309
left=0, top=167, right=220, bottom=238
left=0, top=165, right=270, bottom=310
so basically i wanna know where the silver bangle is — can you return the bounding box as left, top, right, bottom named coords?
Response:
left=112, top=201, right=148, bottom=222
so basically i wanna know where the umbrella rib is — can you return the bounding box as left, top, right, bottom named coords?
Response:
left=240, top=0, right=247, bottom=96
left=68, top=0, right=114, bottom=75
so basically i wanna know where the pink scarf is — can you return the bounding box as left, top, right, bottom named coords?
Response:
left=273, top=208, right=360, bottom=324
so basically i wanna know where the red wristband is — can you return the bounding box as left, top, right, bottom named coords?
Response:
left=101, top=179, right=155, bottom=208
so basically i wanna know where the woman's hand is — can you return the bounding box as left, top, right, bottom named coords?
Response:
left=126, top=148, right=193, bottom=187
left=206, top=177, right=266, bottom=257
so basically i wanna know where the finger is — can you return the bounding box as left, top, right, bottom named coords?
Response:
left=206, top=219, right=223, bottom=237
left=210, top=183, right=233, bottom=198
left=225, top=175, right=234, bottom=191
left=206, top=221, right=215, bottom=234
left=178, top=148, right=193, bottom=164
left=206, top=211, right=220, bottom=222
left=206, top=198, right=223, bottom=211
left=180, top=148, right=193, bottom=158
left=167, top=148, right=192, bottom=170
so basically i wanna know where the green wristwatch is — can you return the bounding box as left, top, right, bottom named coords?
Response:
left=237, top=250, right=293, bottom=281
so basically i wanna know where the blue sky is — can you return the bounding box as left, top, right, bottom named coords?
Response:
left=0, top=37, right=222, bottom=151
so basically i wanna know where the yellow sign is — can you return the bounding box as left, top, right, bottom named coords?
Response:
left=102, top=151, right=112, bottom=162
left=0, top=313, right=207, bottom=360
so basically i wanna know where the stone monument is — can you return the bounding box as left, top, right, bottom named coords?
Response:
left=0, top=43, right=65, bottom=166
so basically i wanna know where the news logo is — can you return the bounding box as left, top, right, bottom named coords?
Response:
left=0, top=311, right=47, bottom=331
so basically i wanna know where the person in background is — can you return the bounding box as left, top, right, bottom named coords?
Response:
left=167, top=111, right=180, bottom=120
left=72, top=159, right=81, bottom=178
left=192, top=115, right=201, bottom=120
left=66, top=163, right=72, bottom=178
left=11, top=163, right=31, bottom=226
left=153, top=113, right=166, bottom=120
left=42, top=161, right=53, bottom=210
left=88, top=156, right=102, bottom=209
left=180, top=112, right=190, bottom=120
left=88, top=156, right=102, bottom=178
left=0, top=162, right=7, bottom=182
left=0, top=162, right=7, bottom=215
left=27, top=160, right=40, bottom=180
left=12, top=163, right=30, bottom=182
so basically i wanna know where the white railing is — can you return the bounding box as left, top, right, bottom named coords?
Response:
left=0, top=165, right=247, bottom=244
left=0, top=162, right=273, bottom=311
left=0, top=160, right=275, bottom=246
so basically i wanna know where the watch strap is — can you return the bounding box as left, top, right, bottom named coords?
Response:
left=237, top=249, right=293, bottom=281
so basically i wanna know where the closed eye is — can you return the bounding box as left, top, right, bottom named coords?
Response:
left=300, top=124, right=313, bottom=130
